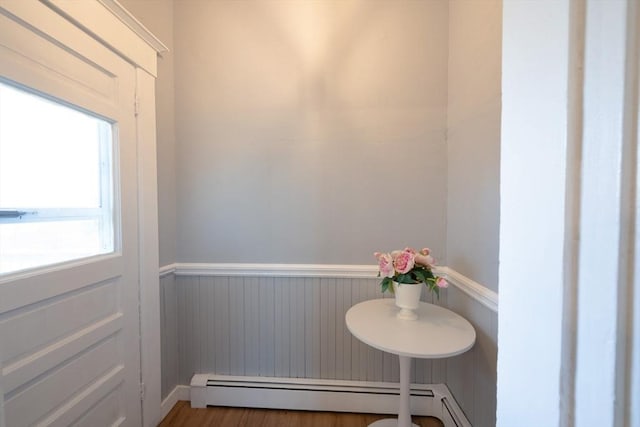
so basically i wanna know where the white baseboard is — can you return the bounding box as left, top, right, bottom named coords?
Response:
left=160, top=385, right=190, bottom=421
left=190, top=374, right=470, bottom=427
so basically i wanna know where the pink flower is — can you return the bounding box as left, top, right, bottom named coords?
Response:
left=393, top=250, right=415, bottom=274
left=436, top=277, right=448, bottom=288
left=415, top=253, right=436, bottom=267
left=420, top=248, right=430, bottom=255
left=374, top=252, right=395, bottom=278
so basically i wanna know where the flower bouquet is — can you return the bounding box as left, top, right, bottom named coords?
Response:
left=374, top=247, right=448, bottom=298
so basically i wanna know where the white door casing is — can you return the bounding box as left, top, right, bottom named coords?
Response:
left=0, top=1, right=163, bottom=426
left=498, top=0, right=640, bottom=425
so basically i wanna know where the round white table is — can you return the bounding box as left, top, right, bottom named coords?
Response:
left=345, top=298, right=476, bottom=427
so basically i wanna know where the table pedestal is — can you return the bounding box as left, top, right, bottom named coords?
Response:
left=368, top=355, right=418, bottom=427
left=346, top=299, right=476, bottom=427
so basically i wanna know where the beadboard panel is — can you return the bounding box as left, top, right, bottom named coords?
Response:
left=160, top=273, right=179, bottom=400
left=445, top=285, right=498, bottom=427
left=172, top=276, right=448, bottom=387
left=160, top=270, right=497, bottom=426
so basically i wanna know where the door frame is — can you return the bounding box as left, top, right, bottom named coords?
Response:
left=0, top=1, right=167, bottom=426
left=497, top=0, right=640, bottom=425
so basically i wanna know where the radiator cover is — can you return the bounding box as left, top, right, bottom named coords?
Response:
left=190, top=374, right=471, bottom=427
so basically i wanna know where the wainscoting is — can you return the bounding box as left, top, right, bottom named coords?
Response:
left=159, top=265, right=497, bottom=427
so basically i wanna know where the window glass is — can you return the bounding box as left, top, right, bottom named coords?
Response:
left=0, top=81, right=115, bottom=275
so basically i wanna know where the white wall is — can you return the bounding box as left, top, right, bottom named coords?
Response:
left=446, top=0, right=501, bottom=292
left=118, top=0, right=177, bottom=267
left=497, top=1, right=571, bottom=424
left=173, top=0, right=449, bottom=264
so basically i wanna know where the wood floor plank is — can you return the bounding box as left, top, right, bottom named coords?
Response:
left=159, top=401, right=444, bottom=427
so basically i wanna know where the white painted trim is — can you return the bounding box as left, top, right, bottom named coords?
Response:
left=160, top=385, right=190, bottom=422
left=174, top=262, right=379, bottom=278
left=190, top=374, right=470, bottom=427
left=39, top=0, right=160, bottom=75
left=136, top=69, right=161, bottom=427
left=439, top=267, right=499, bottom=313
left=96, top=0, right=168, bottom=53
left=159, top=263, right=498, bottom=312
left=159, top=263, right=176, bottom=277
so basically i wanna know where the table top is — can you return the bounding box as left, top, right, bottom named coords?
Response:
left=345, top=299, right=476, bottom=359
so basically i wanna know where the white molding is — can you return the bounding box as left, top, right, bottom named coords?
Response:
left=96, top=0, right=168, bottom=53
left=159, top=263, right=176, bottom=277
left=159, top=262, right=498, bottom=312
left=173, top=262, right=379, bottom=278
left=160, top=385, right=190, bottom=422
left=190, top=374, right=470, bottom=427
left=135, top=69, right=161, bottom=427
left=439, top=267, right=499, bottom=313
left=39, top=0, right=160, bottom=75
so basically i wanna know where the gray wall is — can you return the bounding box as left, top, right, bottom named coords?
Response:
left=121, top=1, right=500, bottom=425
left=443, top=3, right=500, bottom=424
left=118, top=0, right=177, bottom=267
left=173, top=0, right=449, bottom=264
left=446, top=286, right=497, bottom=426
left=446, top=0, right=501, bottom=291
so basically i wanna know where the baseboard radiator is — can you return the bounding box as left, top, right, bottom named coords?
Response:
left=190, top=374, right=471, bottom=427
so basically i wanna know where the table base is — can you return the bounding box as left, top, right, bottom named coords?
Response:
left=369, top=419, right=419, bottom=427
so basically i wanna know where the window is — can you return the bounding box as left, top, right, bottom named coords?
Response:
left=0, top=81, right=115, bottom=275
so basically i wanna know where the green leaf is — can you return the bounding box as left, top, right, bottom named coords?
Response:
left=381, top=277, right=393, bottom=294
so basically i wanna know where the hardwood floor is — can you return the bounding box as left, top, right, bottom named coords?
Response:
left=159, top=401, right=444, bottom=427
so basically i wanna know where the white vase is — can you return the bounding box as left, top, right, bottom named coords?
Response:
left=392, top=281, right=422, bottom=320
